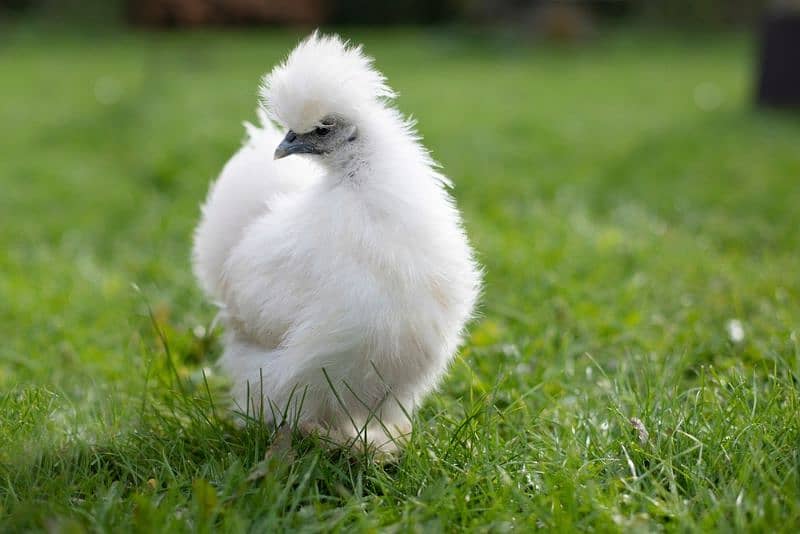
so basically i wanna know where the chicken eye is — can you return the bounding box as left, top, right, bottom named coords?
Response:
left=315, top=126, right=330, bottom=136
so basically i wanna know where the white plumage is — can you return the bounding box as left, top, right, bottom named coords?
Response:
left=192, top=32, right=481, bottom=451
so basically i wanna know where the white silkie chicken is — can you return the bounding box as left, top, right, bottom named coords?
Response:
left=192, top=32, right=481, bottom=452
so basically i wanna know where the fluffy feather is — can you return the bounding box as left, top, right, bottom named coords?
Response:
left=193, top=33, right=481, bottom=452
left=261, top=32, right=395, bottom=134
left=192, top=109, right=320, bottom=302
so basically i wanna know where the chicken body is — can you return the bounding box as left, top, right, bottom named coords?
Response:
left=192, top=34, right=480, bottom=451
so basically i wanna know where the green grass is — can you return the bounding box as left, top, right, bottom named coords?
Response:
left=2, top=21, right=800, bottom=531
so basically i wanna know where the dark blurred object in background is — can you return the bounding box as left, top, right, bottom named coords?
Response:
left=533, top=3, right=593, bottom=42
left=640, top=0, right=768, bottom=26
left=126, top=0, right=326, bottom=26
left=328, top=0, right=453, bottom=25
left=124, top=0, right=454, bottom=27
left=0, top=0, right=35, bottom=12
left=0, top=0, right=124, bottom=24
left=0, top=0, right=781, bottom=29
left=464, top=1, right=595, bottom=42
left=756, top=1, right=800, bottom=108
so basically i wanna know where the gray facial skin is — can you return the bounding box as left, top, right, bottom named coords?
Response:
left=274, top=115, right=358, bottom=160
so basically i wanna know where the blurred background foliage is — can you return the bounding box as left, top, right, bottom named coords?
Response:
left=0, top=0, right=778, bottom=28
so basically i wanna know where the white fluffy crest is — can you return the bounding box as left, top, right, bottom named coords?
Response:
left=261, top=31, right=396, bottom=133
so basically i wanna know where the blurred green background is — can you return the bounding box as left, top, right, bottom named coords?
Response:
left=1, top=1, right=800, bottom=531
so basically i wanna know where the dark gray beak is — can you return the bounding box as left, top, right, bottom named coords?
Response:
left=274, top=130, right=314, bottom=160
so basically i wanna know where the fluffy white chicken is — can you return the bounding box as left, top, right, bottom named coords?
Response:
left=192, top=32, right=481, bottom=452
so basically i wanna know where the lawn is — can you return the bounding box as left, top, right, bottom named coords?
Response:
left=1, top=21, right=799, bottom=531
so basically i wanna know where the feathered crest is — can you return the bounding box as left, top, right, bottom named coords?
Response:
left=260, top=31, right=396, bottom=133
